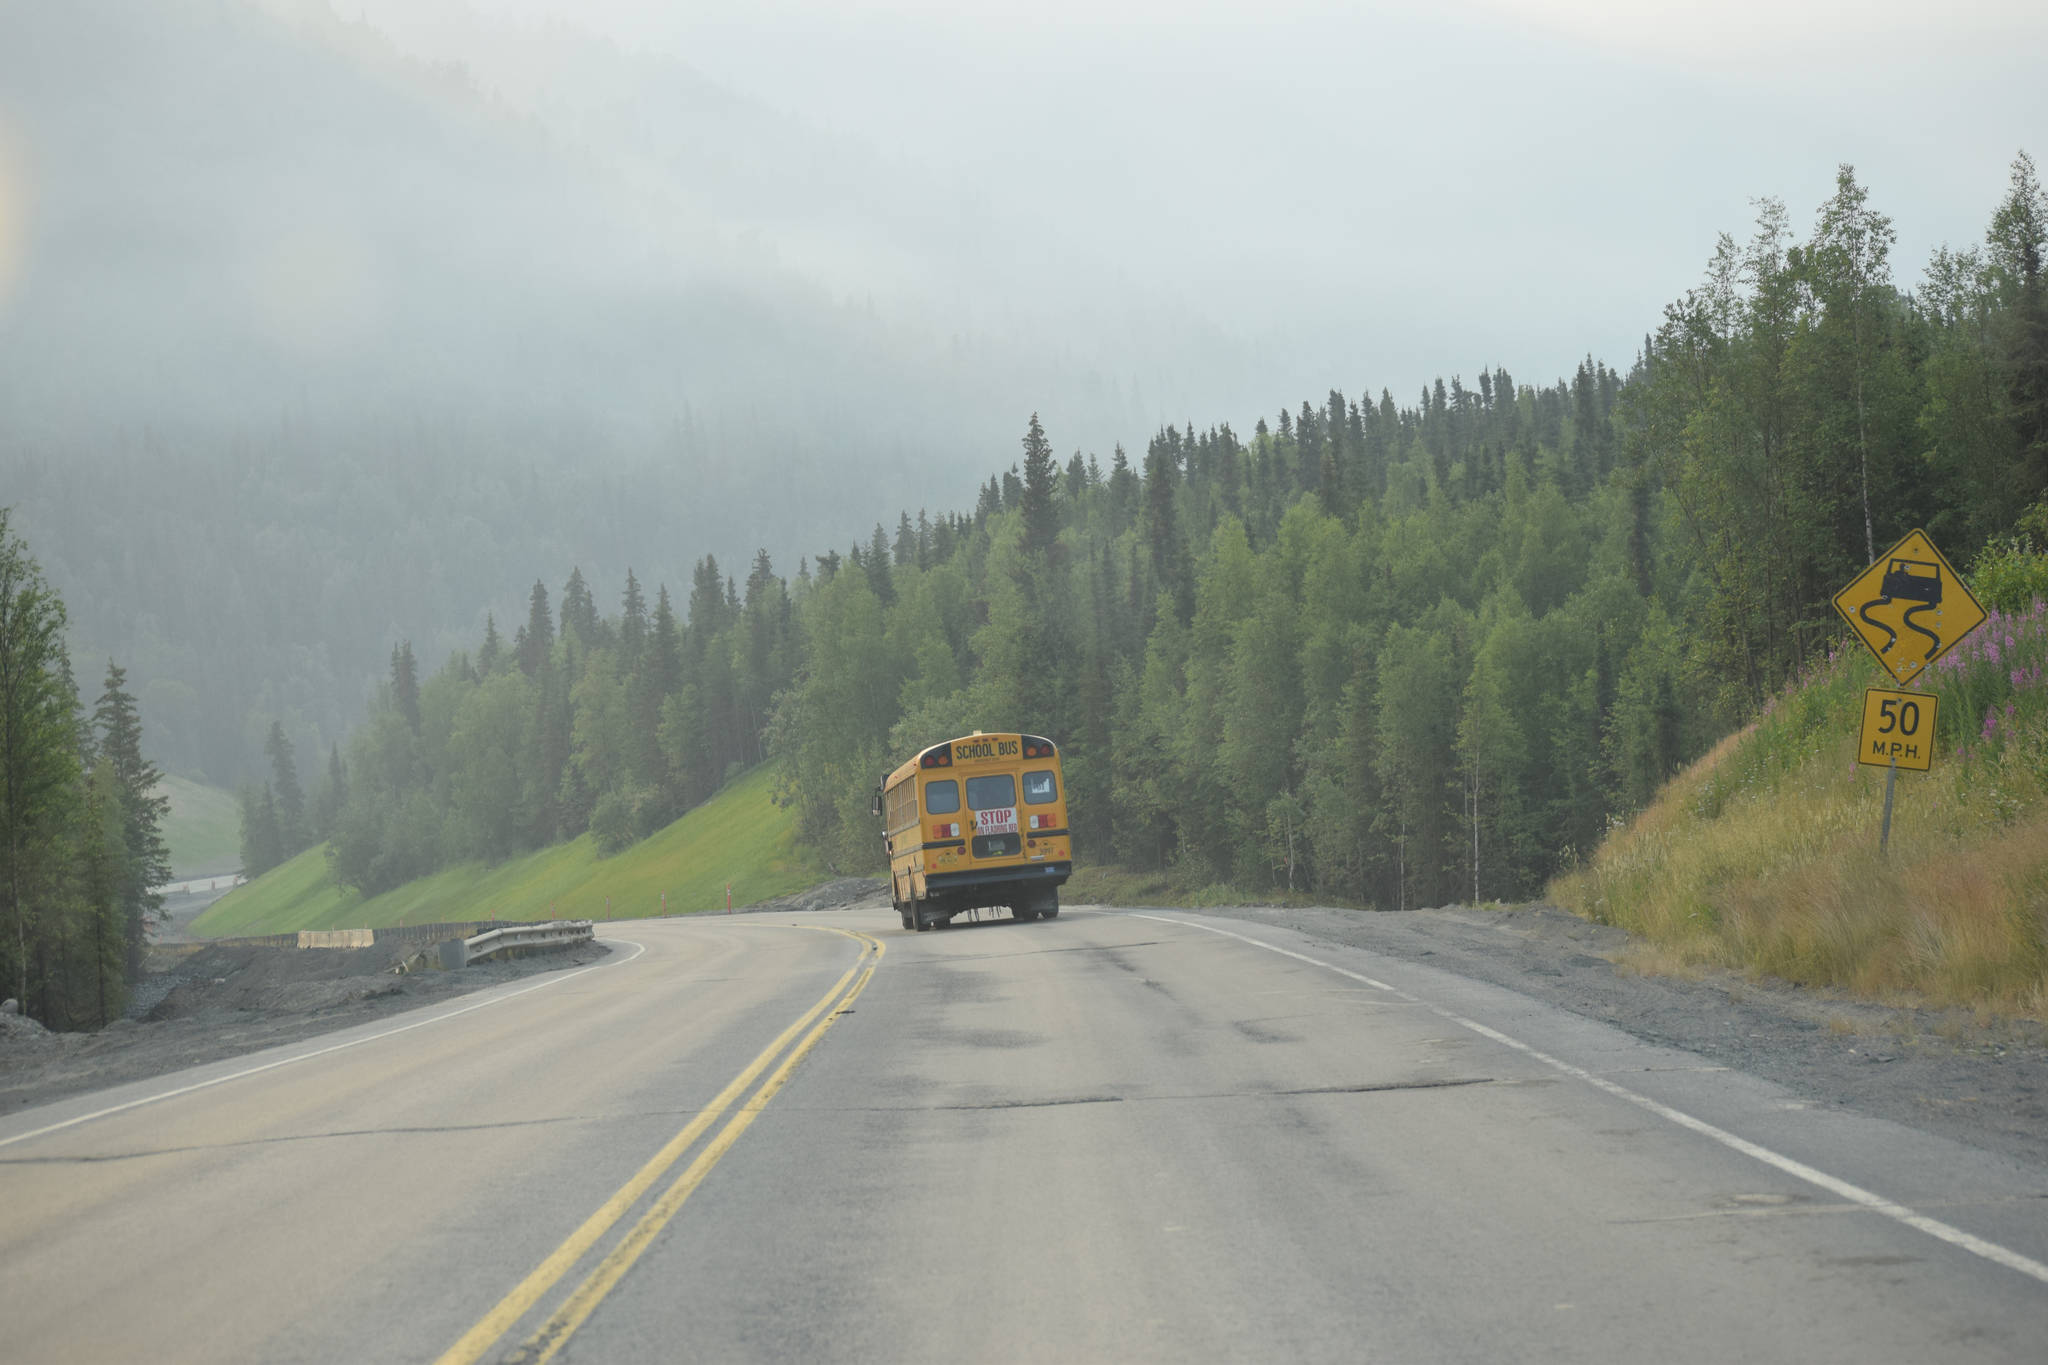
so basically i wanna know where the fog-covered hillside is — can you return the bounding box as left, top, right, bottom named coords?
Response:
left=0, top=0, right=1174, bottom=780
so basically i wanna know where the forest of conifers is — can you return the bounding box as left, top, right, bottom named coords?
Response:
left=260, top=157, right=2048, bottom=911
left=0, top=510, right=170, bottom=1026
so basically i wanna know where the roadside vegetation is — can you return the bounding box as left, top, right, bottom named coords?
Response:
left=0, top=512, right=170, bottom=1027
left=196, top=763, right=822, bottom=936
left=1554, top=547, right=2048, bottom=1013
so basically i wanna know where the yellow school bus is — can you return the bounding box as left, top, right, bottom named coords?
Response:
left=875, top=732, right=1071, bottom=931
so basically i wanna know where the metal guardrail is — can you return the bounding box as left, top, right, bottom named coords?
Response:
left=377, top=921, right=516, bottom=947
left=204, top=921, right=522, bottom=952
left=438, top=920, right=595, bottom=970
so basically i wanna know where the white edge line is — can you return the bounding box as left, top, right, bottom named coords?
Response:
left=0, top=938, right=649, bottom=1152
left=1128, top=912, right=2048, bottom=1288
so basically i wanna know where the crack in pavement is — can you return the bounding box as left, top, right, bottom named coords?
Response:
left=808, top=1076, right=1499, bottom=1113
left=893, top=939, right=1176, bottom=966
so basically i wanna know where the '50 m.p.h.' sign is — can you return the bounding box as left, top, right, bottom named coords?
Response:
left=1858, top=688, right=1938, bottom=772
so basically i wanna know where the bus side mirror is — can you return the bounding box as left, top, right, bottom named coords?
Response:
left=870, top=789, right=882, bottom=819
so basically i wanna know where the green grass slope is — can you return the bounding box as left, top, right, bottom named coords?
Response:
left=1552, top=599, right=2048, bottom=1013
left=158, top=775, right=242, bottom=879
left=192, top=764, right=828, bottom=937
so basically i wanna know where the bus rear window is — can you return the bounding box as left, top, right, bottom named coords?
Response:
left=924, top=779, right=960, bottom=814
left=965, top=774, right=1016, bottom=810
left=1023, top=769, right=1058, bottom=804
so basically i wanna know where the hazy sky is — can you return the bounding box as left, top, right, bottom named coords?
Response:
left=329, top=0, right=2047, bottom=418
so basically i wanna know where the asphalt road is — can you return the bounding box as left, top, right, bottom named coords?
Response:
left=3, top=907, right=2045, bottom=1363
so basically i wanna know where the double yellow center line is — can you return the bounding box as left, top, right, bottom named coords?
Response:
left=435, top=925, right=884, bottom=1365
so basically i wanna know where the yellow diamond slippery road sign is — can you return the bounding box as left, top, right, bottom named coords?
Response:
left=1831, top=528, right=1987, bottom=684
left=1857, top=688, right=1938, bottom=771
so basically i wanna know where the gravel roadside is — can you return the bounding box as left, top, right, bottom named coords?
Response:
left=0, top=884, right=896, bottom=1117
left=1194, top=901, right=2048, bottom=1173
left=0, top=937, right=612, bottom=1117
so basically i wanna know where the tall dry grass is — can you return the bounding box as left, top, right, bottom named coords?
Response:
left=1554, top=606, right=2048, bottom=1015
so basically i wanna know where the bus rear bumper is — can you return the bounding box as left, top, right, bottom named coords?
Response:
left=923, top=862, right=1071, bottom=897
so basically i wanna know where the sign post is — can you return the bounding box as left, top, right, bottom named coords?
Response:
left=1833, top=529, right=1983, bottom=852
left=1857, top=688, right=1939, bottom=854
left=1879, top=758, right=1897, bottom=853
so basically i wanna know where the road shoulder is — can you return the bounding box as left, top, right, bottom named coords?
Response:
left=1149, top=901, right=2048, bottom=1172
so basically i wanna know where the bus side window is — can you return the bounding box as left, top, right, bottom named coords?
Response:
left=925, top=779, right=960, bottom=815
left=1023, top=770, right=1057, bottom=804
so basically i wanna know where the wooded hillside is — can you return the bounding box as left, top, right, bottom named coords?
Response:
left=289, top=156, right=2048, bottom=910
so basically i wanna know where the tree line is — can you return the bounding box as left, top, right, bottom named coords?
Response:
left=0, top=511, right=170, bottom=1028
left=262, top=557, right=797, bottom=896
left=290, top=154, right=2047, bottom=912
left=777, top=154, right=2045, bottom=903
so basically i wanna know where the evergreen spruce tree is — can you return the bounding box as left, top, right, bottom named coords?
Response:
left=93, top=664, right=169, bottom=982
left=1019, top=413, right=1060, bottom=559
left=390, top=642, right=422, bottom=735
left=1106, top=444, right=1138, bottom=533
left=865, top=525, right=895, bottom=608
left=517, top=581, right=553, bottom=676
left=561, top=566, right=600, bottom=647
left=1142, top=438, right=1192, bottom=626
left=477, top=613, right=503, bottom=676
left=687, top=557, right=728, bottom=642
left=264, top=719, right=307, bottom=856
left=1064, top=452, right=1089, bottom=510
left=80, top=758, right=130, bottom=1026
left=0, top=511, right=82, bottom=1013
left=619, top=569, right=647, bottom=674
left=637, top=585, right=684, bottom=805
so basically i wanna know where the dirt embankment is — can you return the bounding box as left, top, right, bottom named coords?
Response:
left=740, top=877, right=889, bottom=915
left=0, top=936, right=610, bottom=1116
